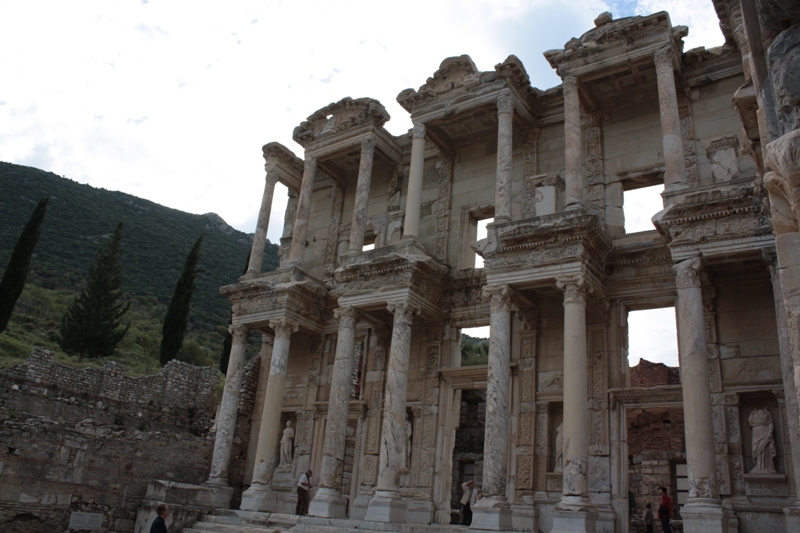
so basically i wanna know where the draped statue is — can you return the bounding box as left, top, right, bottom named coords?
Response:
left=748, top=408, right=777, bottom=474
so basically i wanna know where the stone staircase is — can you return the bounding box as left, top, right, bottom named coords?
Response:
left=181, top=510, right=472, bottom=533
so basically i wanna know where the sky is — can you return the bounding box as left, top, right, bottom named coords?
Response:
left=1, top=0, right=718, bottom=366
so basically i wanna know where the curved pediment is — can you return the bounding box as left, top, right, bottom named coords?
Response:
left=292, top=97, right=390, bottom=147
left=397, top=54, right=482, bottom=112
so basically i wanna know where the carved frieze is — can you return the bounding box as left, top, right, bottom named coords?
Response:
left=434, top=155, right=453, bottom=261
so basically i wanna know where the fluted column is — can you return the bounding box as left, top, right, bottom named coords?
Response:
left=207, top=325, right=249, bottom=486
left=471, top=285, right=513, bottom=530
left=495, top=94, right=514, bottom=223
left=555, top=275, right=590, bottom=504
left=248, top=171, right=280, bottom=274
left=309, top=307, right=359, bottom=518
left=654, top=47, right=687, bottom=190
left=402, top=123, right=426, bottom=239
left=348, top=138, right=376, bottom=251
left=365, top=300, right=419, bottom=522
left=562, top=76, right=584, bottom=210
left=288, top=156, right=317, bottom=266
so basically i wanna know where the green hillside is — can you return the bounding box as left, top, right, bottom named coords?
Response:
left=0, top=161, right=279, bottom=368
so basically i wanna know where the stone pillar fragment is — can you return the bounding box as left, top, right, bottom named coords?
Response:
left=365, top=300, right=419, bottom=522
left=562, top=76, right=583, bottom=210
left=471, top=285, right=513, bottom=530
left=673, top=257, right=730, bottom=532
left=495, top=94, right=514, bottom=223
left=402, top=124, right=426, bottom=239
left=247, top=171, right=280, bottom=274
left=207, top=325, right=248, bottom=486
left=654, top=47, right=687, bottom=190
left=348, top=138, right=376, bottom=251
left=309, top=307, right=359, bottom=518
left=288, top=156, right=317, bottom=266
left=240, top=318, right=299, bottom=511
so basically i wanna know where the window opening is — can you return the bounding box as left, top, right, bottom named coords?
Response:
left=627, top=307, right=678, bottom=367
left=474, top=218, right=493, bottom=268
left=460, top=326, right=489, bottom=366
left=624, top=184, right=663, bottom=233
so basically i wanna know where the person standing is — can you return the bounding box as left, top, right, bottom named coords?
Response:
left=460, top=480, right=480, bottom=526
left=643, top=502, right=654, bottom=533
left=149, top=503, right=170, bottom=533
left=296, top=469, right=313, bottom=515
left=658, top=486, right=673, bottom=533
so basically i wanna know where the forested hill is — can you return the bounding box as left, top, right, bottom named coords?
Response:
left=0, top=161, right=279, bottom=333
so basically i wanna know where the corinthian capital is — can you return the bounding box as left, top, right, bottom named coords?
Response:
left=228, top=324, right=249, bottom=344
left=562, top=75, right=578, bottom=95
left=673, top=256, right=703, bottom=289
left=361, top=136, right=376, bottom=153
left=556, top=274, right=589, bottom=303
left=270, top=318, right=300, bottom=339
left=653, top=46, right=673, bottom=70
left=265, top=170, right=280, bottom=186
left=387, top=300, right=420, bottom=326
left=482, top=284, right=511, bottom=312
left=334, top=306, right=358, bottom=329
left=497, top=93, right=515, bottom=114
left=303, top=155, right=317, bottom=174
left=412, top=122, right=426, bottom=139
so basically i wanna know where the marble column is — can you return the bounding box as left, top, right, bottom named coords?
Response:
left=654, top=46, right=687, bottom=191
left=550, top=275, right=596, bottom=533
left=471, top=285, right=513, bottom=530
left=348, top=138, right=376, bottom=252
left=247, top=171, right=280, bottom=274
left=562, top=76, right=584, bottom=210
left=365, top=300, right=419, bottom=522
left=495, top=93, right=514, bottom=223
left=288, top=156, right=317, bottom=267
left=403, top=123, right=426, bottom=239
left=768, top=260, right=800, bottom=513
left=207, top=325, right=249, bottom=486
left=673, top=257, right=729, bottom=532
left=240, top=318, right=299, bottom=511
left=309, top=307, right=359, bottom=518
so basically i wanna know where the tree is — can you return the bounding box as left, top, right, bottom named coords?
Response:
left=159, top=232, right=204, bottom=366
left=220, top=250, right=250, bottom=374
left=59, top=222, right=130, bottom=361
left=0, top=197, right=49, bottom=334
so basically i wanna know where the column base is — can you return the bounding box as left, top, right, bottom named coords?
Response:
left=550, top=504, right=598, bottom=533
left=471, top=496, right=513, bottom=531
left=349, top=492, right=372, bottom=521
left=510, top=502, right=537, bottom=532
left=203, top=481, right=234, bottom=509
left=308, top=487, right=348, bottom=518
left=786, top=504, right=800, bottom=532
left=680, top=500, right=733, bottom=533
left=239, top=483, right=276, bottom=512
left=364, top=490, right=407, bottom=523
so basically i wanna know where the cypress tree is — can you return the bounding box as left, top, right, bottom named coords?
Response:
left=220, top=250, right=251, bottom=375
left=59, top=222, right=130, bottom=361
left=159, top=232, right=204, bottom=366
left=0, top=197, right=49, bottom=334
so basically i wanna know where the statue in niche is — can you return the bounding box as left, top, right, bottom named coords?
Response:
left=278, top=420, right=294, bottom=471
left=554, top=422, right=564, bottom=472
left=749, top=408, right=777, bottom=474
left=399, top=413, right=412, bottom=474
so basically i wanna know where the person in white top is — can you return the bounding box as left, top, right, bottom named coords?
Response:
left=460, top=480, right=481, bottom=525
left=296, top=469, right=312, bottom=515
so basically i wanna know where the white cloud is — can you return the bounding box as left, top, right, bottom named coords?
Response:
left=0, top=0, right=724, bottom=246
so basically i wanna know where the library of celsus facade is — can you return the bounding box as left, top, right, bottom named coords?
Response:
left=201, top=3, right=800, bottom=532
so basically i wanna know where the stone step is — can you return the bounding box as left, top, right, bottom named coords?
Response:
left=184, top=527, right=281, bottom=533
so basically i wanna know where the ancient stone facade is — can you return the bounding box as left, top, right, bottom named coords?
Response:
left=195, top=4, right=800, bottom=533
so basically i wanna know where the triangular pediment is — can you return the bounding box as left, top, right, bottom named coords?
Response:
left=293, top=97, right=390, bottom=147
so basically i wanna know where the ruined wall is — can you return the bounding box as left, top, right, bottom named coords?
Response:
left=630, top=359, right=681, bottom=387
left=0, top=347, right=221, bottom=533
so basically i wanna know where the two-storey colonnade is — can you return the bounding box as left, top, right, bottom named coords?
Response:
left=203, top=6, right=800, bottom=533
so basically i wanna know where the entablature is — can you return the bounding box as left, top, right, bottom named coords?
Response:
left=262, top=142, right=304, bottom=192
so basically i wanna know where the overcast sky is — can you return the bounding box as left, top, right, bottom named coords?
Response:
left=1, top=0, right=718, bottom=365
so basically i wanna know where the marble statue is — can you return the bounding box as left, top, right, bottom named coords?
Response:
left=749, top=408, right=777, bottom=474
left=555, top=422, right=564, bottom=472
left=279, top=420, right=294, bottom=471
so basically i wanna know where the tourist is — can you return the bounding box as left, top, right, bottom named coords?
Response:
left=460, top=480, right=480, bottom=526
left=296, top=469, right=313, bottom=515
left=658, top=486, right=673, bottom=533
left=149, top=503, right=170, bottom=533
left=643, top=502, right=654, bottom=533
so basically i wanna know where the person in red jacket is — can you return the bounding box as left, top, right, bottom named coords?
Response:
left=658, top=486, right=673, bottom=533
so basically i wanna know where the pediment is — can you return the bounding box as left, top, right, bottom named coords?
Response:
left=293, top=97, right=390, bottom=147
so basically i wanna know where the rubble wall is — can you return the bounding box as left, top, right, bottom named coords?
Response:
left=0, top=347, right=222, bottom=533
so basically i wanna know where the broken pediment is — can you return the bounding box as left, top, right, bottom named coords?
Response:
left=292, top=97, right=390, bottom=147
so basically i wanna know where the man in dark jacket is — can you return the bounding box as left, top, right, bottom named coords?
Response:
left=150, top=503, right=170, bottom=533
